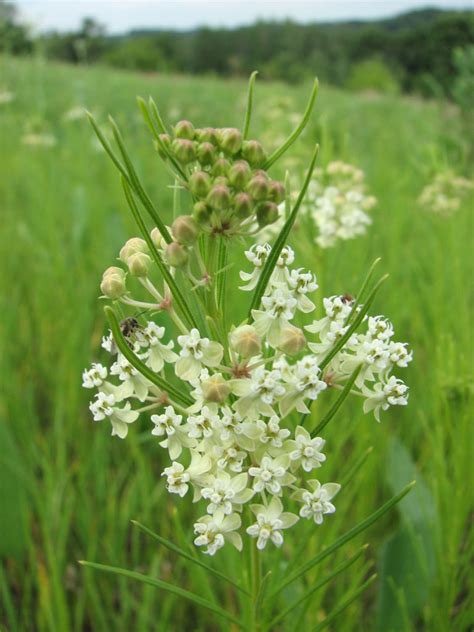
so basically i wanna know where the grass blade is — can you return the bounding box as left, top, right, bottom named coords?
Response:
left=242, top=70, right=258, bottom=139
left=148, top=98, right=189, bottom=182
left=263, top=78, right=319, bottom=169
left=87, top=113, right=129, bottom=180
left=312, top=574, right=378, bottom=631
left=78, top=560, right=242, bottom=626
left=109, top=116, right=172, bottom=244
left=248, top=143, right=319, bottom=318
left=270, top=481, right=415, bottom=597
left=340, top=446, right=373, bottom=487
left=319, top=273, right=389, bottom=371
left=268, top=545, right=368, bottom=628
left=104, top=306, right=193, bottom=406
left=307, top=365, right=362, bottom=434
left=131, top=520, right=249, bottom=595
left=121, top=179, right=199, bottom=330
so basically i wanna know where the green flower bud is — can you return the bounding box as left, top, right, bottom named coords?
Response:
left=128, top=252, right=152, bottom=277
left=228, top=160, right=251, bottom=189
left=212, top=158, right=231, bottom=177
left=171, top=215, right=200, bottom=245
left=119, top=237, right=148, bottom=263
left=268, top=180, right=286, bottom=204
left=201, top=374, right=231, bottom=403
left=174, top=120, right=195, bottom=140
left=155, top=133, right=172, bottom=158
left=196, top=141, right=216, bottom=165
left=189, top=170, right=211, bottom=197
left=229, top=324, right=261, bottom=358
left=234, top=192, right=254, bottom=219
left=256, top=201, right=279, bottom=227
left=100, top=268, right=126, bottom=299
left=219, top=127, right=243, bottom=155
left=278, top=325, right=306, bottom=356
left=193, top=201, right=211, bottom=225
left=165, top=242, right=188, bottom=268
left=196, top=127, right=218, bottom=144
left=247, top=174, right=269, bottom=201
left=171, top=138, right=196, bottom=164
left=150, top=227, right=166, bottom=249
left=207, top=184, right=231, bottom=211
left=242, top=140, right=267, bottom=167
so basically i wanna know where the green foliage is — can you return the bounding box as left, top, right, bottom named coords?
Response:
left=347, top=58, right=400, bottom=95
left=452, top=45, right=474, bottom=112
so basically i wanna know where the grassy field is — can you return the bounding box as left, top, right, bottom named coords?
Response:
left=0, top=55, right=473, bottom=631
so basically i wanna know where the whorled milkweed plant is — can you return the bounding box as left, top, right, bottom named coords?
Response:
left=80, top=73, right=414, bottom=630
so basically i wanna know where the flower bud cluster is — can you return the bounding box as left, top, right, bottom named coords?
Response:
left=161, top=120, right=286, bottom=236
left=418, top=170, right=473, bottom=216
left=85, top=242, right=411, bottom=556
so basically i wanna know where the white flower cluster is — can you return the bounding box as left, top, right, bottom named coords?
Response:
left=418, top=171, right=474, bottom=216
left=84, top=241, right=411, bottom=555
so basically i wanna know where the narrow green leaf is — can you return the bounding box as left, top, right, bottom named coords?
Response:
left=148, top=96, right=169, bottom=134
left=340, top=446, right=373, bottom=487
left=149, top=98, right=189, bottom=181
left=109, top=116, right=172, bottom=244
left=270, top=481, right=415, bottom=597
left=319, top=274, right=389, bottom=371
left=87, top=113, right=129, bottom=180
left=121, top=179, right=199, bottom=330
left=263, top=78, right=319, bottom=169
left=104, top=306, right=193, bottom=407
left=312, top=574, right=378, bottom=631
left=345, top=257, right=381, bottom=325
left=242, top=70, right=258, bottom=139
left=78, top=561, right=242, bottom=626
left=268, top=545, right=367, bottom=628
left=248, top=143, right=319, bottom=318
left=131, top=520, right=249, bottom=595
left=216, top=236, right=228, bottom=311
left=307, top=365, right=362, bottom=434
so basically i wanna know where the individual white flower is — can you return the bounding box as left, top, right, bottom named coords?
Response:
left=388, top=341, right=413, bottom=368
left=239, top=244, right=271, bottom=290
left=187, top=406, right=219, bottom=439
left=252, top=287, right=298, bottom=347
left=89, top=392, right=139, bottom=438
left=246, top=496, right=298, bottom=550
left=110, top=354, right=151, bottom=401
left=286, top=268, right=318, bottom=313
left=194, top=510, right=242, bottom=555
left=271, top=245, right=295, bottom=283
left=213, top=440, right=248, bottom=473
left=307, top=320, right=351, bottom=357
left=175, top=329, right=223, bottom=381
left=367, top=316, right=394, bottom=342
left=151, top=406, right=195, bottom=459
left=305, top=295, right=353, bottom=337
left=286, top=427, right=326, bottom=472
left=248, top=454, right=294, bottom=494
left=279, top=355, right=327, bottom=415
left=82, top=363, right=108, bottom=388
left=162, top=462, right=191, bottom=497
left=101, top=332, right=116, bottom=354
left=201, top=471, right=254, bottom=514
left=233, top=367, right=286, bottom=419
left=361, top=376, right=409, bottom=421
left=141, top=322, right=178, bottom=372
left=293, top=480, right=341, bottom=524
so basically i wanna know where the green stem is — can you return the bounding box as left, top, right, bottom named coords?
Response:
left=249, top=544, right=262, bottom=631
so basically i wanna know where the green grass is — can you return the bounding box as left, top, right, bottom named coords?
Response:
left=0, top=55, right=472, bottom=631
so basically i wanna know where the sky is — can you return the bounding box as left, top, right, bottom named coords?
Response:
left=16, top=0, right=473, bottom=33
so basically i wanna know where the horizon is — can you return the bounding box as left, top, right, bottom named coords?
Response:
left=16, top=0, right=473, bottom=34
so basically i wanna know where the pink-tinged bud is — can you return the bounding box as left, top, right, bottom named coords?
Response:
left=189, top=170, right=211, bottom=197
left=119, top=237, right=149, bottom=263
left=174, top=120, right=195, bottom=140
left=268, top=180, right=286, bottom=204
left=171, top=215, right=200, bottom=245
left=207, top=184, right=231, bottom=211
left=193, top=201, right=211, bottom=225
left=230, top=324, right=261, bottom=358
left=201, top=374, right=231, bottom=403
left=171, top=138, right=196, bottom=164
left=196, top=127, right=218, bottom=144
left=197, top=142, right=216, bottom=165
left=256, top=201, right=279, bottom=227
left=228, top=160, right=251, bottom=188
left=247, top=174, right=269, bottom=201
left=242, top=140, right=267, bottom=167
left=212, top=157, right=231, bottom=177
left=234, top=192, right=254, bottom=219
left=278, top=325, right=307, bottom=355
left=219, top=128, right=243, bottom=155
left=156, top=133, right=171, bottom=158
left=100, top=267, right=126, bottom=299
left=165, top=242, right=189, bottom=268
left=128, top=252, right=152, bottom=277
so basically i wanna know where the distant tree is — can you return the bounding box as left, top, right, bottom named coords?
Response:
left=0, top=0, right=32, bottom=54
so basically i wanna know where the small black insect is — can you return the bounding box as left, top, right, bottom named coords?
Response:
left=120, top=317, right=141, bottom=339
